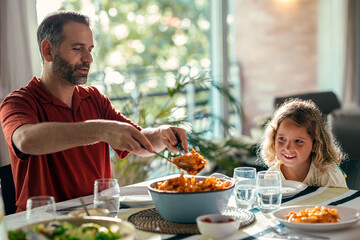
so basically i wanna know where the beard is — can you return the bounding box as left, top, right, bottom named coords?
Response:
left=52, top=51, right=90, bottom=85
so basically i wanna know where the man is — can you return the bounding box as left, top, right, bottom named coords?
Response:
left=0, top=11, right=188, bottom=212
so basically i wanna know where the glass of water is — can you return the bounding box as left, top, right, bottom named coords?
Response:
left=257, top=171, right=282, bottom=213
left=94, top=178, right=120, bottom=214
left=233, top=167, right=257, bottom=210
left=26, top=196, right=56, bottom=223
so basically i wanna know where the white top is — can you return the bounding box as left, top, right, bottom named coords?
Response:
left=268, top=161, right=348, bottom=188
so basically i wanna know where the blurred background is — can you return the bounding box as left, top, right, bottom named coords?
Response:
left=1, top=0, right=359, bottom=187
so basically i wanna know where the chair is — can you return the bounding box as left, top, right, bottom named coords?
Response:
left=273, top=91, right=341, bottom=115
left=0, top=164, right=17, bottom=215
left=340, top=160, right=360, bottom=190
left=329, top=108, right=360, bottom=190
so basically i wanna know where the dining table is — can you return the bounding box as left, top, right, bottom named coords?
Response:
left=4, top=174, right=360, bottom=240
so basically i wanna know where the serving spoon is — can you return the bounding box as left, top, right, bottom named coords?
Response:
left=153, top=150, right=205, bottom=175
left=150, top=149, right=190, bottom=168
left=79, top=197, right=90, bottom=216
left=141, top=143, right=202, bottom=174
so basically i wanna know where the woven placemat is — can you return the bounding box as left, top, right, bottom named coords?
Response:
left=128, top=207, right=255, bottom=235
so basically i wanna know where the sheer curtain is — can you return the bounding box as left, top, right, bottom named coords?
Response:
left=0, top=0, right=41, bottom=166
left=343, top=0, right=360, bottom=108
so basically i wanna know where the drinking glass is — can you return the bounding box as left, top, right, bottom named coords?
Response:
left=26, top=196, right=56, bottom=223
left=93, top=178, right=120, bottom=214
left=233, top=167, right=257, bottom=209
left=256, top=171, right=282, bottom=213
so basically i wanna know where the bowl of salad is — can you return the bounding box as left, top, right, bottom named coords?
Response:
left=8, top=216, right=135, bottom=240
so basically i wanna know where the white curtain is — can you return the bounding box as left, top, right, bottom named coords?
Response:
left=343, top=0, right=360, bottom=108
left=0, top=0, right=41, bottom=166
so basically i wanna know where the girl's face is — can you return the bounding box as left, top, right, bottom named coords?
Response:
left=275, top=118, right=313, bottom=169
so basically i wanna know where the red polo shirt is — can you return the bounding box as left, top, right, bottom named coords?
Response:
left=0, top=77, right=141, bottom=212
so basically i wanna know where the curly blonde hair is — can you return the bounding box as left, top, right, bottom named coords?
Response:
left=259, top=98, right=344, bottom=174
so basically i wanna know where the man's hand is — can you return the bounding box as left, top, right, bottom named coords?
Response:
left=102, top=121, right=153, bottom=153
left=141, top=125, right=188, bottom=154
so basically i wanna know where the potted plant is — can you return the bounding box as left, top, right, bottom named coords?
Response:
left=111, top=72, right=260, bottom=186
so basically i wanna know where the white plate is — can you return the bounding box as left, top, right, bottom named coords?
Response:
left=273, top=205, right=360, bottom=231
left=120, top=186, right=154, bottom=207
left=120, top=195, right=154, bottom=207
left=281, top=180, right=307, bottom=199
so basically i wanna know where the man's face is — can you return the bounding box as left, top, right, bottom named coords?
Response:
left=52, top=22, right=94, bottom=85
left=52, top=50, right=90, bottom=85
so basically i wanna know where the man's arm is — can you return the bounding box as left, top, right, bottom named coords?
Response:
left=12, top=120, right=188, bottom=157
left=12, top=120, right=154, bottom=155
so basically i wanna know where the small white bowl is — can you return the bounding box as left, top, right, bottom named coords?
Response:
left=196, top=214, right=241, bottom=239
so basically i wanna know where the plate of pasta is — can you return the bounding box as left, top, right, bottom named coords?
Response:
left=273, top=205, right=360, bottom=231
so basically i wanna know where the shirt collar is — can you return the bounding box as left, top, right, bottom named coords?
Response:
left=28, top=76, right=91, bottom=109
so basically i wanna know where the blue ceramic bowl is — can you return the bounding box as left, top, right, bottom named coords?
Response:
left=148, top=176, right=235, bottom=223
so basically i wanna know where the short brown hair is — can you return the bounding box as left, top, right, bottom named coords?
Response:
left=37, top=11, right=90, bottom=60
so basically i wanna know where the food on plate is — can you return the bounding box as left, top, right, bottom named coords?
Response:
left=171, top=149, right=207, bottom=175
left=285, top=206, right=341, bottom=223
left=8, top=221, right=124, bottom=240
left=155, top=171, right=232, bottom=192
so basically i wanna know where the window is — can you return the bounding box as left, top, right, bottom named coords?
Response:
left=36, top=0, right=241, bottom=139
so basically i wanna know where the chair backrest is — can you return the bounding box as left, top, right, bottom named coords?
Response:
left=340, top=159, right=360, bottom=190
left=273, top=91, right=341, bottom=115
left=330, top=108, right=360, bottom=190
left=0, top=164, right=16, bottom=215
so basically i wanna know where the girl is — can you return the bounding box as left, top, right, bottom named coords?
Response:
left=259, top=98, right=348, bottom=188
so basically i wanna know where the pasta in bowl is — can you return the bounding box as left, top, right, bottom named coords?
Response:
left=148, top=172, right=235, bottom=223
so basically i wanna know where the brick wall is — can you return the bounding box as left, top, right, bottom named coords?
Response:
left=234, top=0, right=318, bottom=134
